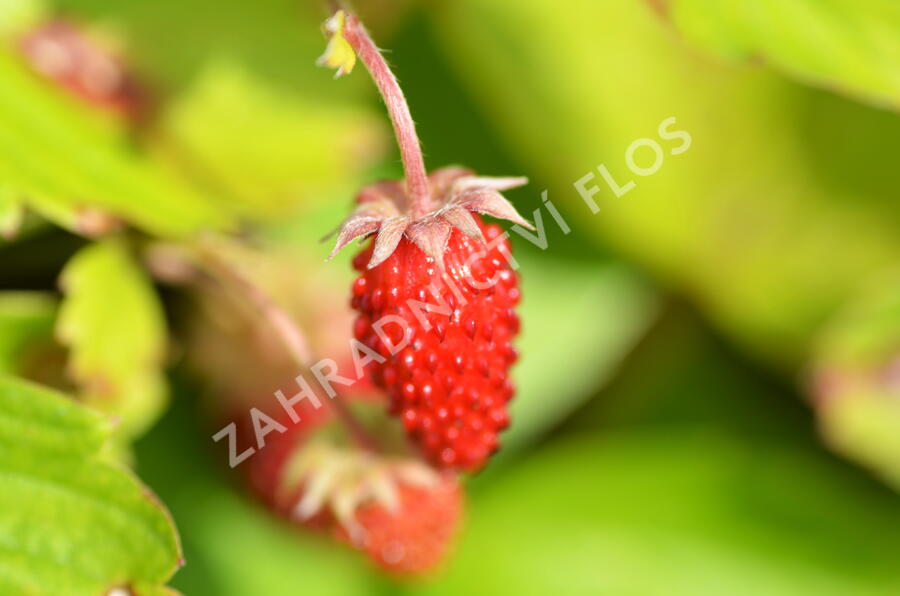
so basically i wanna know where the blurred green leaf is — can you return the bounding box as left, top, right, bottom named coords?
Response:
left=815, top=273, right=900, bottom=368
left=0, top=374, right=181, bottom=595
left=0, top=0, right=46, bottom=38
left=155, top=60, right=385, bottom=219
left=0, top=48, right=232, bottom=237
left=820, top=387, right=900, bottom=492
left=57, top=238, right=168, bottom=440
left=812, top=273, right=900, bottom=489
left=51, top=0, right=368, bottom=97
left=507, top=257, right=657, bottom=453
left=0, top=291, right=55, bottom=374
left=0, top=186, right=23, bottom=239
left=429, top=0, right=900, bottom=368
left=665, top=0, right=900, bottom=111
left=425, top=429, right=900, bottom=596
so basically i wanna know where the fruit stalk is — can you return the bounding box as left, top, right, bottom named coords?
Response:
left=337, top=9, right=432, bottom=217
left=194, top=242, right=379, bottom=452
left=320, top=6, right=532, bottom=471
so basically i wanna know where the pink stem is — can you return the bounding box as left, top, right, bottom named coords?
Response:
left=195, top=243, right=379, bottom=452
left=342, top=12, right=431, bottom=217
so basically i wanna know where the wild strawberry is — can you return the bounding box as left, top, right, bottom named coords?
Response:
left=241, top=366, right=378, bottom=508
left=237, top=368, right=463, bottom=575
left=258, top=432, right=463, bottom=576
left=332, top=471, right=462, bottom=576
left=331, top=169, right=525, bottom=471
left=319, top=11, right=532, bottom=472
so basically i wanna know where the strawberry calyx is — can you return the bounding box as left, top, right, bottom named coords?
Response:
left=277, top=439, right=451, bottom=545
left=328, top=167, right=532, bottom=269
left=318, top=9, right=532, bottom=268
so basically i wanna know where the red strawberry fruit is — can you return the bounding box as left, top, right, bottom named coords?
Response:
left=335, top=169, right=526, bottom=471
left=241, top=373, right=463, bottom=575
left=320, top=11, right=532, bottom=472
left=333, top=472, right=462, bottom=575
left=254, top=419, right=463, bottom=575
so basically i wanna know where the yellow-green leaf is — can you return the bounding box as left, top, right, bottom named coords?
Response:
left=0, top=186, right=24, bottom=239
left=155, top=61, right=385, bottom=220
left=429, top=0, right=900, bottom=366
left=813, top=274, right=900, bottom=490
left=427, top=430, right=900, bottom=595
left=0, top=48, right=232, bottom=237
left=665, top=0, right=900, bottom=111
left=57, top=239, right=168, bottom=441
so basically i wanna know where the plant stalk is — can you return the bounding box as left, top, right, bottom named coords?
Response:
left=194, top=242, right=379, bottom=452
left=340, top=10, right=432, bottom=217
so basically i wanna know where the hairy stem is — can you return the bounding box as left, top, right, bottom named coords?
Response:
left=340, top=11, right=431, bottom=217
left=194, top=242, right=379, bottom=452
